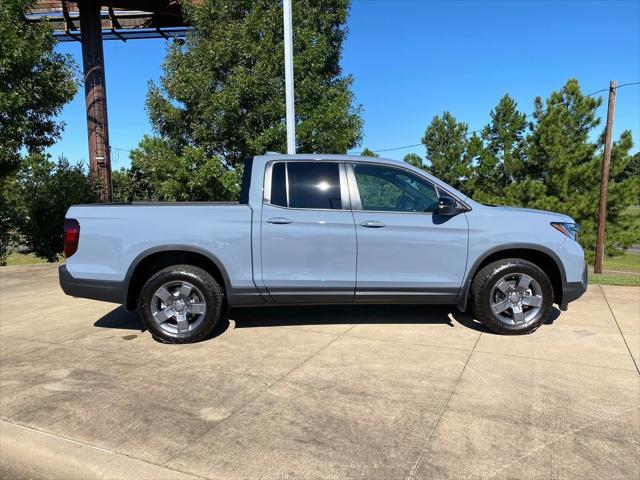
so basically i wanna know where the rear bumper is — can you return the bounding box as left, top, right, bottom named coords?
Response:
left=560, top=263, right=588, bottom=310
left=59, top=265, right=125, bottom=305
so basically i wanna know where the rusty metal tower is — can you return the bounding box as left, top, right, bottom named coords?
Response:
left=26, top=1, right=194, bottom=201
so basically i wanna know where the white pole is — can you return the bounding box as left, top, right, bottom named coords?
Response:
left=283, top=0, right=296, bottom=154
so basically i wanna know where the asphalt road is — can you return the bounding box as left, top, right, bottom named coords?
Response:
left=1, top=264, right=638, bottom=479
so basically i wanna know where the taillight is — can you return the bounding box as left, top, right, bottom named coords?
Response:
left=64, top=219, right=80, bottom=258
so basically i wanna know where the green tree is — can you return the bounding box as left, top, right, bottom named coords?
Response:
left=421, top=111, right=471, bottom=191
left=146, top=0, right=362, bottom=170
left=0, top=0, right=78, bottom=178
left=605, top=137, right=640, bottom=253
left=14, top=154, right=98, bottom=262
left=113, top=136, right=240, bottom=202
left=470, top=95, right=527, bottom=201
left=484, top=94, right=527, bottom=182
left=111, top=168, right=137, bottom=203
left=360, top=147, right=379, bottom=157
left=403, top=153, right=423, bottom=168
left=617, top=151, right=640, bottom=181
left=0, top=174, right=20, bottom=264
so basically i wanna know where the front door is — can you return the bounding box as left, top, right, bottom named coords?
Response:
left=348, top=163, right=469, bottom=303
left=260, top=161, right=357, bottom=303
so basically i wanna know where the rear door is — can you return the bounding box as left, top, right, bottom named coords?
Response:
left=348, top=162, right=469, bottom=303
left=260, top=160, right=357, bottom=303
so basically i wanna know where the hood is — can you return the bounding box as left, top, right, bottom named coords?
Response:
left=483, top=204, right=574, bottom=222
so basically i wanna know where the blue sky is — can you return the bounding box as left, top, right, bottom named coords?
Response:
left=49, top=0, right=640, bottom=168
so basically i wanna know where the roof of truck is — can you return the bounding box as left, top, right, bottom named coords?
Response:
left=253, top=153, right=403, bottom=165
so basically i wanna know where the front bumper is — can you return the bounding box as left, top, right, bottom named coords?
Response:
left=560, top=262, right=588, bottom=311
left=59, top=265, right=125, bottom=304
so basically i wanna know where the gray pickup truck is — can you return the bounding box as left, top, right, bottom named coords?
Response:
left=60, top=153, right=587, bottom=343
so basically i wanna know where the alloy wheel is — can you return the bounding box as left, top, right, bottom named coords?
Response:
left=150, top=281, right=206, bottom=335
left=489, top=273, right=543, bottom=325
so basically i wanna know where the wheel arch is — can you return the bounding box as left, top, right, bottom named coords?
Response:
left=457, top=244, right=567, bottom=311
left=124, top=245, right=231, bottom=311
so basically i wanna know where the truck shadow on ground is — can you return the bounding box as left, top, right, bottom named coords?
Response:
left=94, top=304, right=561, bottom=342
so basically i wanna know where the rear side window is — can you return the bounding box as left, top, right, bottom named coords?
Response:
left=239, top=158, right=253, bottom=204
left=270, top=162, right=288, bottom=207
left=268, top=162, right=342, bottom=210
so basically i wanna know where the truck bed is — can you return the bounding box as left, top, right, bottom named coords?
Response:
left=64, top=204, right=254, bottom=293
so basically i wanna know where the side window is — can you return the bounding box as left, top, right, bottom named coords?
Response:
left=353, top=164, right=439, bottom=213
left=270, top=162, right=342, bottom=209
left=270, top=162, right=287, bottom=207
left=239, top=158, right=253, bottom=204
left=289, top=162, right=342, bottom=209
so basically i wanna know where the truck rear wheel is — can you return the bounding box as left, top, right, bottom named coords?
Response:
left=138, top=265, right=223, bottom=344
left=470, top=258, right=553, bottom=335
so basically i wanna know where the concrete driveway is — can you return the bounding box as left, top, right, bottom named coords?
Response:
left=1, top=264, right=638, bottom=479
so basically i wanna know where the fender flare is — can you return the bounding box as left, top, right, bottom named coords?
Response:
left=123, top=244, right=233, bottom=306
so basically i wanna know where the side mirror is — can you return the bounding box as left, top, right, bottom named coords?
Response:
left=436, top=196, right=458, bottom=216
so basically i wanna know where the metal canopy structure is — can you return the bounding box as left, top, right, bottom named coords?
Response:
left=26, top=1, right=195, bottom=201
left=27, top=1, right=191, bottom=42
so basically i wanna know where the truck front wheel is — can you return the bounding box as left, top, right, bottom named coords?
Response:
left=470, top=258, right=553, bottom=335
left=138, top=265, right=223, bottom=344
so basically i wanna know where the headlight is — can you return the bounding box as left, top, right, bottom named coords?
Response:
left=551, top=222, right=580, bottom=242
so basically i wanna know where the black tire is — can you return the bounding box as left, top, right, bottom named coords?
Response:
left=470, top=258, right=553, bottom=335
left=138, top=265, right=223, bottom=344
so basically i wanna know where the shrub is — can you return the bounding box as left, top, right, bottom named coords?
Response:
left=15, top=154, right=98, bottom=261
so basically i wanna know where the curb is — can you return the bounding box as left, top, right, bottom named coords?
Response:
left=0, top=420, right=202, bottom=480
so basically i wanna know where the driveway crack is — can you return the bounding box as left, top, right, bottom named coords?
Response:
left=405, top=332, right=482, bottom=480
left=599, top=285, right=640, bottom=375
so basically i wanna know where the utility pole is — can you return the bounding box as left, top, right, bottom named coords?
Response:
left=594, top=80, right=617, bottom=274
left=79, top=0, right=112, bottom=202
left=283, top=0, right=296, bottom=154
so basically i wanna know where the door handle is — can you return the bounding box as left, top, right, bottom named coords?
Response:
left=360, top=220, right=386, bottom=228
left=266, top=217, right=293, bottom=224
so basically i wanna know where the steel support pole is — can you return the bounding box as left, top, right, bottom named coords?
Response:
left=283, top=0, right=296, bottom=154
left=79, top=0, right=112, bottom=202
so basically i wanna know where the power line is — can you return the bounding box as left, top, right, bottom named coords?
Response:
left=370, top=143, right=422, bottom=153
left=352, top=80, right=640, bottom=155
left=615, top=81, right=640, bottom=89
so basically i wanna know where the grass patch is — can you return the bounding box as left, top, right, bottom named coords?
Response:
left=598, top=251, right=640, bottom=273
left=589, top=273, right=640, bottom=287
left=3, top=252, right=58, bottom=266
left=588, top=251, right=640, bottom=285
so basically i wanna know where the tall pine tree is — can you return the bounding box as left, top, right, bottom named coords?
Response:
left=470, top=95, right=527, bottom=201
left=421, top=111, right=471, bottom=191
